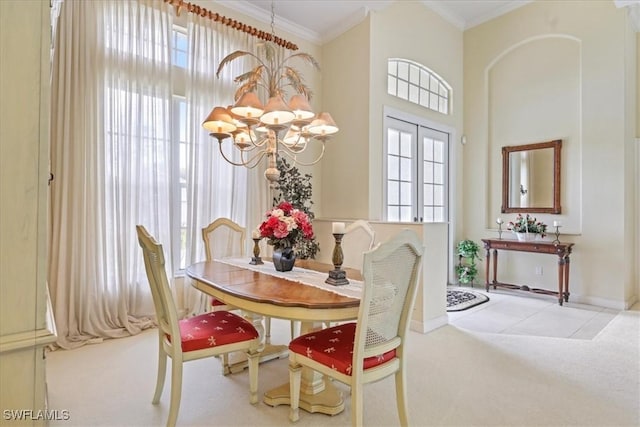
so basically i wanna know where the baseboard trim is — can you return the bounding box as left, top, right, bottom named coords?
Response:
left=410, top=314, right=448, bottom=334
left=570, top=294, right=633, bottom=311
left=0, top=327, right=57, bottom=354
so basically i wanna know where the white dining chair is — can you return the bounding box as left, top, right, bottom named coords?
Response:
left=136, top=225, right=260, bottom=427
left=342, top=219, right=376, bottom=272
left=288, top=229, right=424, bottom=426
left=202, top=218, right=296, bottom=357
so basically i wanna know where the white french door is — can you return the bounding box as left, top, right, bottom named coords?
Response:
left=384, top=116, right=449, bottom=223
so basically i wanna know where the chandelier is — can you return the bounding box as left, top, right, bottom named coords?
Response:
left=202, top=4, right=339, bottom=188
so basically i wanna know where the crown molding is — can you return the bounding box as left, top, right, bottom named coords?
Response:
left=213, top=0, right=323, bottom=44
left=421, top=1, right=465, bottom=30
left=465, top=1, right=533, bottom=30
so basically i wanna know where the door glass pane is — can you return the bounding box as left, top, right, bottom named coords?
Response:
left=433, top=163, right=443, bottom=184
left=400, top=182, right=412, bottom=205
left=388, top=129, right=399, bottom=154
left=400, top=206, right=412, bottom=222
left=424, top=161, right=433, bottom=182
left=433, top=206, right=444, bottom=222
left=434, top=185, right=444, bottom=205
left=400, top=157, right=412, bottom=181
left=423, top=138, right=433, bottom=161
left=423, top=207, right=434, bottom=222
left=388, top=155, right=399, bottom=180
left=424, top=184, right=434, bottom=205
left=400, top=133, right=412, bottom=157
left=387, top=207, right=399, bottom=222
left=434, top=140, right=444, bottom=162
left=387, top=181, right=399, bottom=204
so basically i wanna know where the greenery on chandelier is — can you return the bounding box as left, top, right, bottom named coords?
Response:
left=273, top=158, right=319, bottom=259
left=216, top=41, right=320, bottom=100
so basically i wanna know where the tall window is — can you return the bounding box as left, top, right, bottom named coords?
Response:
left=171, top=27, right=188, bottom=269
left=384, top=115, right=449, bottom=223
left=387, top=58, right=451, bottom=115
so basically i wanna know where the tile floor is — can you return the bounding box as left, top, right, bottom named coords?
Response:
left=446, top=286, right=620, bottom=339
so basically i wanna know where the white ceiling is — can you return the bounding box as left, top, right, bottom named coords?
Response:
left=213, top=0, right=533, bottom=45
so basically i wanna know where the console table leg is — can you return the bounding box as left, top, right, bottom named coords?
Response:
left=564, top=256, right=571, bottom=302
left=492, top=249, right=498, bottom=289
left=484, top=248, right=491, bottom=292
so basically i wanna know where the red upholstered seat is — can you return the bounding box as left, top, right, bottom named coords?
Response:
left=169, top=311, right=259, bottom=353
left=289, top=322, right=396, bottom=375
left=211, top=297, right=226, bottom=307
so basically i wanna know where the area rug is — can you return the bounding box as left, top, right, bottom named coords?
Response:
left=447, top=288, right=489, bottom=312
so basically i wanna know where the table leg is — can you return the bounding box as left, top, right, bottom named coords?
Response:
left=225, top=312, right=288, bottom=375
left=564, top=256, right=571, bottom=302
left=263, top=321, right=345, bottom=416
left=484, top=248, right=491, bottom=292
left=557, top=257, right=565, bottom=306
left=492, top=249, right=498, bottom=289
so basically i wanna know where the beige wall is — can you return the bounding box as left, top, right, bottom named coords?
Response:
left=318, top=17, right=371, bottom=220
left=464, top=1, right=637, bottom=308
left=637, top=32, right=639, bottom=136
left=320, top=1, right=464, bottom=221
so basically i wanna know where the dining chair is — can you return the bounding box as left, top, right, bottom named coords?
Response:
left=136, top=225, right=260, bottom=427
left=202, top=218, right=296, bottom=359
left=342, top=219, right=376, bottom=272
left=288, top=229, right=424, bottom=427
left=202, top=218, right=246, bottom=314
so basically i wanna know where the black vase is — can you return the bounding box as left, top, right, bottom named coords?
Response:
left=272, top=247, right=296, bottom=272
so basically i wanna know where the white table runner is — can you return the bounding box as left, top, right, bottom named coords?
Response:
left=216, top=257, right=363, bottom=300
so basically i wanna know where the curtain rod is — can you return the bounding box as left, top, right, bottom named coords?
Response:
left=163, top=0, right=299, bottom=51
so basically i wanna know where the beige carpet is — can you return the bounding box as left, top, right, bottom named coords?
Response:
left=46, top=306, right=640, bottom=426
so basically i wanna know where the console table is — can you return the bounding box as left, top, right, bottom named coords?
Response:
left=481, top=239, right=574, bottom=305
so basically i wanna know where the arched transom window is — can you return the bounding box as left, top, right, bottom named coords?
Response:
left=387, top=58, right=451, bottom=114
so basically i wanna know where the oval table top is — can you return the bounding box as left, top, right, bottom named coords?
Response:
left=186, top=260, right=361, bottom=322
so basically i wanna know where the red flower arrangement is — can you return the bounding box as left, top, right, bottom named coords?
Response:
left=258, top=201, right=314, bottom=249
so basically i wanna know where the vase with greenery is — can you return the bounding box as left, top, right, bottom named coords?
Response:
left=455, top=239, right=481, bottom=286
left=273, top=157, right=320, bottom=259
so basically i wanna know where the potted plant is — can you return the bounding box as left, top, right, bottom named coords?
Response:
left=274, top=157, right=320, bottom=259
left=507, top=214, right=547, bottom=241
left=455, top=239, right=481, bottom=286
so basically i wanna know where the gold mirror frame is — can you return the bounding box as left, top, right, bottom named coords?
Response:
left=501, top=139, right=562, bottom=214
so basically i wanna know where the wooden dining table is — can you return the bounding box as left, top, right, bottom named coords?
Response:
left=186, top=258, right=362, bottom=416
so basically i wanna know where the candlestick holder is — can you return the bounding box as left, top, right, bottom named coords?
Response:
left=249, top=238, right=263, bottom=265
left=497, top=222, right=503, bottom=239
left=552, top=225, right=561, bottom=245
left=325, top=233, right=349, bottom=286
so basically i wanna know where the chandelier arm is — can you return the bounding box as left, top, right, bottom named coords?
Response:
left=217, top=141, right=268, bottom=168
left=245, top=129, right=270, bottom=148
left=278, top=142, right=326, bottom=167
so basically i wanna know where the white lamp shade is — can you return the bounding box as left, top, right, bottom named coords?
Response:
left=288, top=94, right=315, bottom=121
left=230, top=92, right=264, bottom=119
left=202, top=107, right=237, bottom=134
left=308, top=112, right=338, bottom=136
left=261, top=96, right=295, bottom=126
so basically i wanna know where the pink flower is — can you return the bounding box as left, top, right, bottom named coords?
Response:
left=277, top=201, right=293, bottom=214
left=272, top=221, right=290, bottom=239
left=258, top=200, right=315, bottom=248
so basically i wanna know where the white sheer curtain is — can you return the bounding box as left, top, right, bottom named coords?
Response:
left=48, top=0, right=262, bottom=348
left=179, top=13, right=269, bottom=315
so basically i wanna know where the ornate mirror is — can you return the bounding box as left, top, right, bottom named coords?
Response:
left=501, top=139, right=561, bottom=214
